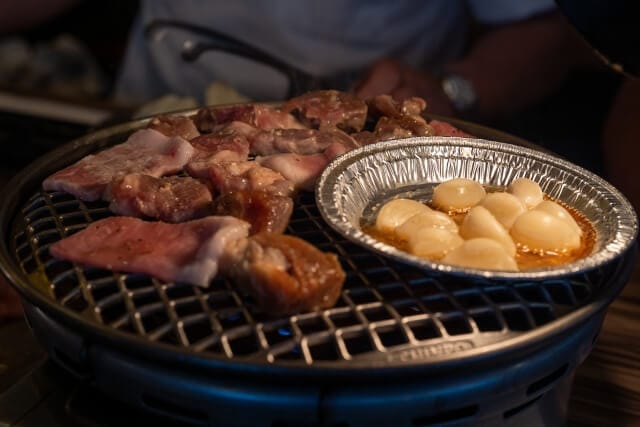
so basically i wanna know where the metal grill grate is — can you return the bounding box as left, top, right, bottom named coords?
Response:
left=12, top=189, right=602, bottom=365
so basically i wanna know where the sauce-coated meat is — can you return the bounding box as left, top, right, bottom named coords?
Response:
left=222, top=232, right=345, bottom=316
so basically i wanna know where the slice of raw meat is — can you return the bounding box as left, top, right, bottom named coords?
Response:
left=43, top=129, right=194, bottom=201
left=49, top=216, right=250, bottom=287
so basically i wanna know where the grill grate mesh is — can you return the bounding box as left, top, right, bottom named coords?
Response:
left=12, top=189, right=602, bottom=365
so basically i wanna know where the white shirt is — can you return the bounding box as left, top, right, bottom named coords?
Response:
left=114, top=0, right=555, bottom=104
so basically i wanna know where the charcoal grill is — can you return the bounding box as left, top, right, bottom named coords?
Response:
left=0, top=114, right=636, bottom=427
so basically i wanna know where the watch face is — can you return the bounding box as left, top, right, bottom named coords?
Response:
left=441, top=74, right=477, bottom=113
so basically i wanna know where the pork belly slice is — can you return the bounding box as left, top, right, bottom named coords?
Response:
left=43, top=129, right=194, bottom=201
left=147, top=114, right=200, bottom=140
left=221, top=232, right=345, bottom=316
left=257, top=142, right=348, bottom=191
left=429, top=120, right=472, bottom=137
left=185, top=122, right=252, bottom=178
left=49, top=216, right=250, bottom=287
left=106, top=174, right=213, bottom=223
left=283, top=90, right=368, bottom=133
left=249, top=128, right=359, bottom=156
left=213, top=190, right=293, bottom=234
left=194, top=103, right=305, bottom=133
left=208, top=161, right=293, bottom=197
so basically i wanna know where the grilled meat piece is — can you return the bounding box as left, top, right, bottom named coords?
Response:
left=283, top=90, right=368, bottom=133
left=185, top=122, right=253, bottom=178
left=366, top=94, right=427, bottom=119
left=222, top=232, right=345, bottom=316
left=208, top=160, right=293, bottom=197
left=194, top=104, right=305, bottom=133
left=147, top=114, right=200, bottom=140
left=208, top=161, right=294, bottom=234
left=43, top=129, right=194, bottom=201
left=106, top=174, right=213, bottom=223
left=49, top=216, right=250, bottom=287
left=249, top=127, right=359, bottom=156
left=213, top=190, right=293, bottom=235
left=374, top=115, right=434, bottom=140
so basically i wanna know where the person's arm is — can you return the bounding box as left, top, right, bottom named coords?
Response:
left=0, top=0, right=79, bottom=34
left=356, top=11, right=593, bottom=120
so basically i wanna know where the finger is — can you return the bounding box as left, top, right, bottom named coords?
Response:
left=354, top=58, right=403, bottom=99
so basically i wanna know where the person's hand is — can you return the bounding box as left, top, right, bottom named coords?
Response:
left=355, top=58, right=456, bottom=117
left=0, top=276, right=23, bottom=320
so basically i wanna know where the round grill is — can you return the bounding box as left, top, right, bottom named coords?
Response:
left=0, top=115, right=636, bottom=426
left=11, top=187, right=614, bottom=366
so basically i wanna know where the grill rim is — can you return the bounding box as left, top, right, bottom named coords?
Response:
left=0, top=110, right=636, bottom=377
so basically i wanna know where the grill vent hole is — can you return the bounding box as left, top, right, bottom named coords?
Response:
left=309, top=340, right=341, bottom=361
left=455, top=291, right=486, bottom=309
left=515, top=284, right=548, bottom=303
left=139, top=308, right=169, bottom=333
left=441, top=315, right=472, bottom=335
left=412, top=404, right=478, bottom=426
left=486, top=287, right=517, bottom=304
left=422, top=296, right=456, bottom=313
left=229, top=332, right=260, bottom=356
left=530, top=305, right=554, bottom=326
left=347, top=288, right=378, bottom=305
left=330, top=310, right=359, bottom=328
left=503, top=394, right=544, bottom=419
left=343, top=332, right=374, bottom=356
left=376, top=325, right=408, bottom=348
left=63, top=293, right=88, bottom=312
left=502, top=307, right=533, bottom=331
left=527, top=364, right=569, bottom=396
left=543, top=281, right=575, bottom=305
left=471, top=311, right=503, bottom=331
left=408, top=319, right=441, bottom=341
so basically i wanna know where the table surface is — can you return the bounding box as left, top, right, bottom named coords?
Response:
left=567, top=251, right=640, bottom=426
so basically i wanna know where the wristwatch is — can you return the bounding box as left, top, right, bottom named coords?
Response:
left=440, top=72, right=477, bottom=114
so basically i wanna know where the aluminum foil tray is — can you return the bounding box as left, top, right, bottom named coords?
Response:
left=316, top=137, right=638, bottom=281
